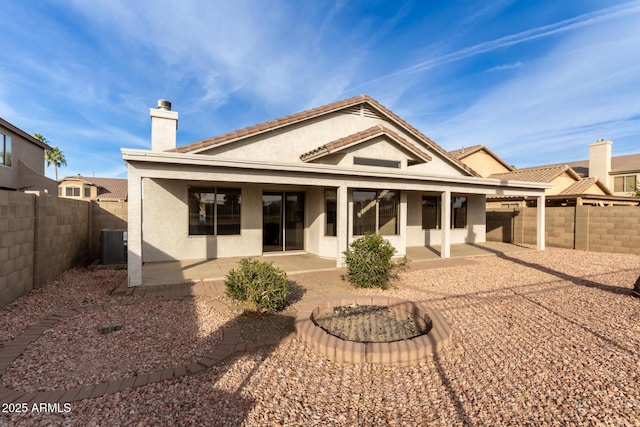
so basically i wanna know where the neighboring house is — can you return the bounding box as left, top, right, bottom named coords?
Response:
left=58, top=175, right=128, bottom=201
left=122, top=96, right=549, bottom=286
left=451, top=144, right=638, bottom=207
left=449, top=145, right=514, bottom=177
left=0, top=117, right=58, bottom=194
left=546, top=139, right=640, bottom=197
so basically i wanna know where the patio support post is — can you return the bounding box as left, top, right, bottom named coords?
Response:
left=127, top=167, right=143, bottom=286
left=537, top=193, right=546, bottom=250
left=336, top=185, right=348, bottom=267
left=441, top=190, right=451, bottom=258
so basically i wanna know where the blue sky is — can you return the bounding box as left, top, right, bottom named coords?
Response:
left=1, top=0, right=639, bottom=179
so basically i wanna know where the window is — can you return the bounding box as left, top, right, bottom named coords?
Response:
left=451, top=196, right=467, bottom=229
left=65, top=186, right=80, bottom=197
left=325, top=189, right=337, bottom=236
left=421, top=194, right=467, bottom=229
left=0, top=133, right=11, bottom=167
left=353, top=157, right=400, bottom=168
left=188, top=187, right=241, bottom=235
left=421, top=196, right=440, bottom=229
left=84, top=187, right=91, bottom=198
left=614, top=175, right=637, bottom=193
left=353, top=190, right=399, bottom=235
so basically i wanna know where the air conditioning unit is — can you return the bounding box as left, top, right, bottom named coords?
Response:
left=100, top=229, right=128, bottom=265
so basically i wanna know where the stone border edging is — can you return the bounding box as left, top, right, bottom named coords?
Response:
left=295, top=296, right=452, bottom=366
left=0, top=298, right=286, bottom=405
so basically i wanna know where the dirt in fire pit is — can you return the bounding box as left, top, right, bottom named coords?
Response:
left=313, top=304, right=430, bottom=343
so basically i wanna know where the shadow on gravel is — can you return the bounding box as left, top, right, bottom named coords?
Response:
left=433, top=353, right=471, bottom=425
left=496, top=253, right=636, bottom=296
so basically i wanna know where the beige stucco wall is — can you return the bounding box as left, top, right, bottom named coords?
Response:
left=199, top=112, right=465, bottom=177
left=143, top=179, right=337, bottom=262
left=461, top=150, right=511, bottom=177
left=140, top=178, right=491, bottom=263
left=548, top=173, right=578, bottom=195
left=404, top=192, right=486, bottom=247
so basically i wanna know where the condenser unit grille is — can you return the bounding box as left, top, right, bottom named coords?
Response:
left=100, top=229, right=128, bottom=265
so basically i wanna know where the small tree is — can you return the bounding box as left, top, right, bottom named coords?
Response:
left=35, top=134, right=67, bottom=181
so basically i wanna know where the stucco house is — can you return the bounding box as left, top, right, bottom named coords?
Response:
left=451, top=144, right=638, bottom=207
left=0, top=117, right=58, bottom=194
left=547, top=139, right=640, bottom=197
left=58, top=175, right=128, bottom=201
left=122, top=95, right=549, bottom=287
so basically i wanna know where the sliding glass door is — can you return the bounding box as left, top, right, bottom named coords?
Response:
left=263, top=192, right=305, bottom=252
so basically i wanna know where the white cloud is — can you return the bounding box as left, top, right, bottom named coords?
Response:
left=428, top=10, right=640, bottom=166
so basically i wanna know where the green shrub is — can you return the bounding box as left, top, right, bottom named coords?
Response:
left=343, top=233, right=407, bottom=289
left=224, top=258, right=289, bottom=313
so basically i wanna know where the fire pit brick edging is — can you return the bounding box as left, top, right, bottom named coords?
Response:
left=295, top=296, right=452, bottom=366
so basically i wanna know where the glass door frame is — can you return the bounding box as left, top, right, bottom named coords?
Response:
left=262, top=191, right=305, bottom=252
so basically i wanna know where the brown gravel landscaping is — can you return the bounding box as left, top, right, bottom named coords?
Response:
left=1, top=247, right=640, bottom=426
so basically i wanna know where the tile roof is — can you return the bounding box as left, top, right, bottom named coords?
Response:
left=168, top=94, right=479, bottom=177
left=490, top=164, right=580, bottom=183
left=546, top=153, right=640, bottom=176
left=300, top=125, right=433, bottom=163
left=449, top=144, right=514, bottom=172
left=559, top=177, right=612, bottom=195
left=61, top=176, right=128, bottom=200
left=448, top=145, right=484, bottom=159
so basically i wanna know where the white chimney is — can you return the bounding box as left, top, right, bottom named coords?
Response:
left=150, top=99, right=178, bottom=151
left=588, top=138, right=612, bottom=184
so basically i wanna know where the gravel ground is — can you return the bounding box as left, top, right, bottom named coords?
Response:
left=2, top=248, right=640, bottom=426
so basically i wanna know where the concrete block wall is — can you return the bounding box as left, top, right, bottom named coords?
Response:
left=0, top=191, right=36, bottom=307
left=576, top=206, right=640, bottom=254
left=33, top=194, right=90, bottom=288
left=0, top=190, right=96, bottom=308
left=488, top=205, right=640, bottom=254
left=89, top=200, right=128, bottom=258
left=544, top=207, right=575, bottom=249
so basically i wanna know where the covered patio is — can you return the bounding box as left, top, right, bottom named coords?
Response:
left=141, top=241, right=532, bottom=286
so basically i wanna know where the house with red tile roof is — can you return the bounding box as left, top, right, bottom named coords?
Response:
left=546, top=139, right=640, bottom=197
left=121, top=96, right=550, bottom=286
left=58, top=175, right=128, bottom=201
left=451, top=144, right=638, bottom=207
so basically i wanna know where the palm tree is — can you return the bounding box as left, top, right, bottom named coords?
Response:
left=34, top=134, right=67, bottom=181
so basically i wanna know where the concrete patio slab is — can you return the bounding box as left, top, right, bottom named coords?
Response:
left=141, top=242, right=532, bottom=286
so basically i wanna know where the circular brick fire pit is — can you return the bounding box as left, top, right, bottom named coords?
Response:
left=295, top=296, right=452, bottom=366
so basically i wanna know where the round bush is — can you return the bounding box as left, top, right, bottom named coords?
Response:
left=343, top=233, right=407, bottom=289
left=224, top=258, right=289, bottom=313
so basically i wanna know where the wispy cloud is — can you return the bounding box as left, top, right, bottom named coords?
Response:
left=427, top=9, right=640, bottom=166
left=486, top=61, right=524, bottom=72
left=354, top=1, right=640, bottom=90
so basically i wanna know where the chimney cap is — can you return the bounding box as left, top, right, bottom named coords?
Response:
left=157, top=99, right=172, bottom=111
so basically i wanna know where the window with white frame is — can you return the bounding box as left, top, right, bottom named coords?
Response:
left=614, top=175, right=637, bottom=193
left=65, top=186, right=81, bottom=197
